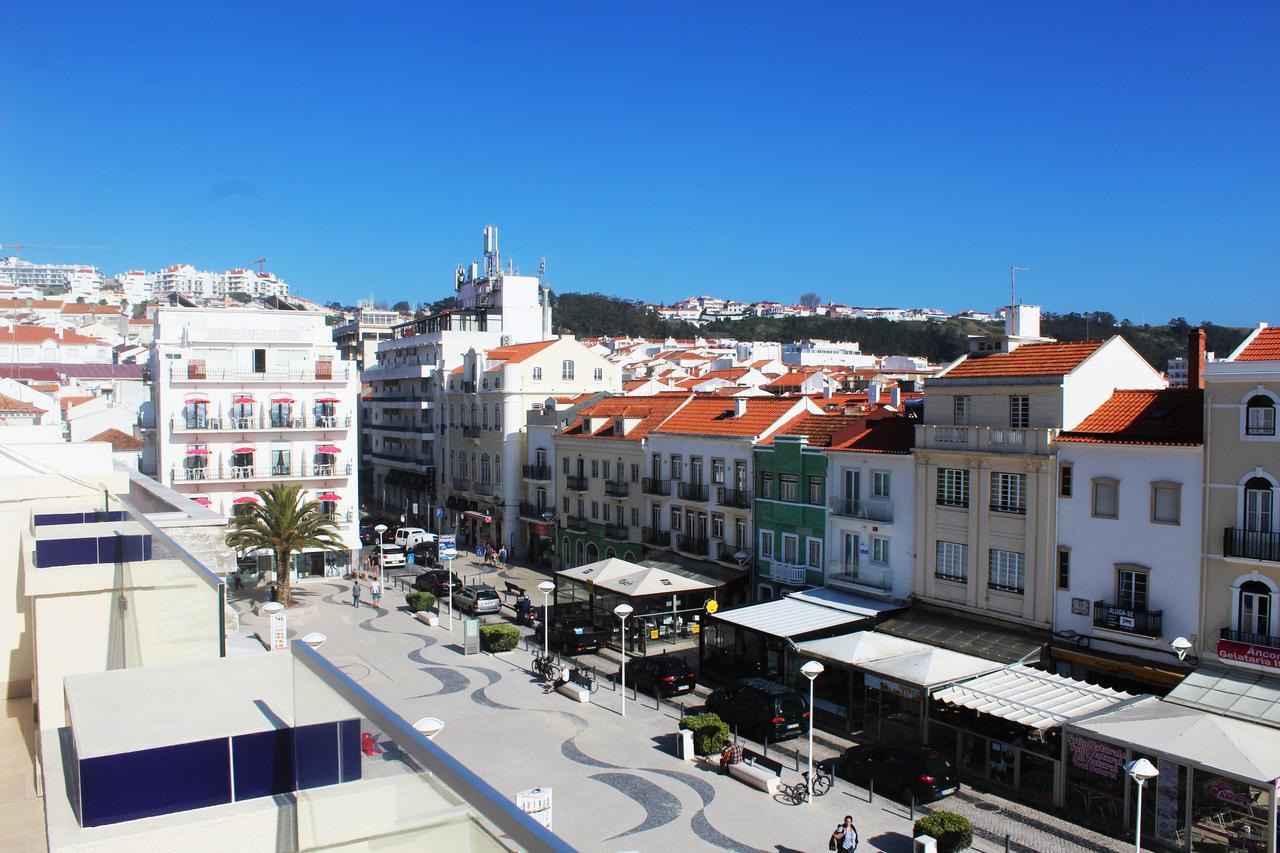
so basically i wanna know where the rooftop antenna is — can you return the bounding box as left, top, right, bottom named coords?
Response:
left=1010, top=265, right=1030, bottom=306
left=538, top=257, right=546, bottom=283
left=482, top=225, right=500, bottom=279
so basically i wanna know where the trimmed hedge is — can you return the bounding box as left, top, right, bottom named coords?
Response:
left=680, top=711, right=730, bottom=756
left=914, top=812, right=973, bottom=853
left=479, top=623, right=520, bottom=652
left=405, top=591, right=436, bottom=612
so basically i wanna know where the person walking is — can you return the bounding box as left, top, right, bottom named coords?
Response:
left=830, top=815, right=858, bottom=851
left=352, top=577, right=362, bottom=609
left=370, top=577, right=382, bottom=609
left=497, top=545, right=508, bottom=569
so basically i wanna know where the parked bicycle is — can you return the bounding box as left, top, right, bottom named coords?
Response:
left=784, top=767, right=833, bottom=804
left=533, top=654, right=561, bottom=682
left=568, top=666, right=600, bottom=694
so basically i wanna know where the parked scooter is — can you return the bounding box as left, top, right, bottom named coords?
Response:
left=514, top=595, right=537, bottom=627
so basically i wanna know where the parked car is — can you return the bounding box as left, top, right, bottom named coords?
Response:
left=548, top=616, right=611, bottom=654
left=454, top=585, right=501, bottom=615
left=704, top=678, right=808, bottom=741
left=413, top=569, right=458, bottom=596
left=378, top=544, right=406, bottom=568
left=835, top=744, right=959, bottom=804
left=409, top=541, right=439, bottom=567
left=611, top=655, right=696, bottom=697
left=395, top=527, right=436, bottom=550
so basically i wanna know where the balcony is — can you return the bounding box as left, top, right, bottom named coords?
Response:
left=761, top=560, right=809, bottom=586
left=676, top=534, right=709, bottom=556
left=172, top=363, right=352, bottom=383
left=1224, top=528, right=1280, bottom=563
left=171, top=414, right=352, bottom=432
left=603, top=523, right=630, bottom=541
left=1219, top=627, right=1280, bottom=651
left=828, top=497, right=894, bottom=523
left=641, top=477, right=669, bottom=496
left=915, top=424, right=1056, bottom=455
left=461, top=425, right=482, bottom=439
left=717, top=486, right=752, bottom=509
left=604, top=480, right=630, bottom=498
left=565, top=475, right=589, bottom=492
left=171, top=461, right=353, bottom=484
left=519, top=502, right=551, bottom=521
left=523, top=464, right=553, bottom=481
left=473, top=481, right=495, bottom=496
left=716, top=542, right=750, bottom=564
left=677, top=482, right=708, bottom=502
left=642, top=527, right=670, bottom=547
left=1092, top=602, right=1164, bottom=638
left=827, top=563, right=893, bottom=594
left=452, top=477, right=471, bottom=492
left=566, top=515, right=589, bottom=532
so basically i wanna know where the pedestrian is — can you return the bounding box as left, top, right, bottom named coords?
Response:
left=370, top=577, right=382, bottom=608
left=830, top=815, right=858, bottom=851
left=497, top=545, right=508, bottom=568
left=352, top=578, right=362, bottom=608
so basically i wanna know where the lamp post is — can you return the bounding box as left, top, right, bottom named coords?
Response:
left=374, top=523, right=388, bottom=582
left=800, top=660, right=824, bottom=804
left=614, top=603, right=634, bottom=717
left=1124, top=757, right=1159, bottom=852
left=538, top=580, right=555, bottom=656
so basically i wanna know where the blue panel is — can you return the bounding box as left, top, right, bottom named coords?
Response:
left=338, top=719, right=362, bottom=783
left=35, top=537, right=97, bottom=568
left=96, top=536, right=118, bottom=564
left=34, top=512, right=87, bottom=527
left=293, top=722, right=340, bottom=790
left=79, top=738, right=231, bottom=827
left=232, top=729, right=295, bottom=801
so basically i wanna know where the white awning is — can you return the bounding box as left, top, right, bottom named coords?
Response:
left=1067, top=698, right=1280, bottom=784
left=859, top=646, right=1002, bottom=689
left=933, top=664, right=1137, bottom=730
left=797, top=631, right=924, bottom=667
left=711, top=597, right=866, bottom=639
left=786, top=586, right=906, bottom=620
left=558, top=557, right=714, bottom=597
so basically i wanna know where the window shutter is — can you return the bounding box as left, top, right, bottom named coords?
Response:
left=1096, top=482, right=1118, bottom=517
left=1154, top=486, right=1178, bottom=523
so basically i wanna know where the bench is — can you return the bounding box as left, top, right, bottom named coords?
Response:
left=503, top=581, right=526, bottom=603
left=414, top=611, right=439, bottom=627
left=727, top=759, right=780, bottom=794
left=553, top=670, right=590, bottom=703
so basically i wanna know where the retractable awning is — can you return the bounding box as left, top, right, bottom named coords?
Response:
left=232, top=396, right=255, bottom=405
left=231, top=447, right=254, bottom=454
left=711, top=598, right=864, bottom=639
left=858, top=646, right=1002, bottom=690
left=191, top=496, right=212, bottom=506
left=463, top=510, right=493, bottom=523
left=316, top=396, right=340, bottom=403
left=933, top=664, right=1135, bottom=730
left=185, top=448, right=209, bottom=456
left=271, top=395, right=294, bottom=403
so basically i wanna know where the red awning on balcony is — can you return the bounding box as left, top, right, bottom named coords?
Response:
left=316, top=396, right=340, bottom=403
left=271, top=395, right=294, bottom=403
left=316, top=492, right=341, bottom=501
left=463, top=510, right=493, bottom=524
left=185, top=396, right=209, bottom=404
left=232, top=496, right=259, bottom=505
left=185, top=448, right=209, bottom=456
left=191, top=496, right=212, bottom=506
left=317, top=445, right=341, bottom=454
left=232, top=447, right=254, bottom=454
left=232, top=397, right=255, bottom=405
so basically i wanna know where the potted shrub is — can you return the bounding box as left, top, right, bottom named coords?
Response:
left=914, top=812, right=973, bottom=853
left=405, top=591, right=436, bottom=612
left=680, top=711, right=730, bottom=756
left=479, top=623, right=520, bottom=652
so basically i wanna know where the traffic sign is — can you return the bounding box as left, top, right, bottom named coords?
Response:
left=705, top=599, right=719, bottom=615
left=439, top=534, right=457, bottom=559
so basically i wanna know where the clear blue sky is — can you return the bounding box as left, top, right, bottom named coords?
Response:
left=2, top=2, right=1276, bottom=325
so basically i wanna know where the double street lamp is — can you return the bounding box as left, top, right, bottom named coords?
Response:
left=614, top=603, right=634, bottom=717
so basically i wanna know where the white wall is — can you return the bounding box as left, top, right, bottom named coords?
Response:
left=826, top=450, right=915, bottom=600
left=1062, top=339, right=1165, bottom=430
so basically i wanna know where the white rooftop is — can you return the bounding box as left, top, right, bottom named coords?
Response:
left=711, top=597, right=864, bottom=639
left=933, top=664, right=1137, bottom=730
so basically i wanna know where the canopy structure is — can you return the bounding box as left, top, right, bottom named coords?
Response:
left=463, top=510, right=492, bottom=523
left=184, top=396, right=210, bottom=404
left=797, top=631, right=923, bottom=667
left=185, top=448, right=209, bottom=456
left=1067, top=698, right=1280, bottom=784
left=710, top=597, right=865, bottom=639
left=1166, top=666, right=1280, bottom=728
left=190, top=496, right=212, bottom=506
left=231, top=447, right=254, bottom=454
left=558, top=557, right=714, bottom=598
left=858, top=645, right=1002, bottom=690
left=933, top=664, right=1136, bottom=730
left=271, top=395, right=295, bottom=403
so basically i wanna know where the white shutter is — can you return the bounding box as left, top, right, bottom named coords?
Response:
left=1154, top=486, right=1179, bottom=523
left=1094, top=482, right=1118, bottom=518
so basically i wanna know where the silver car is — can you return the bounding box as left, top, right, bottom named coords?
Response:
left=455, top=584, right=501, bottom=615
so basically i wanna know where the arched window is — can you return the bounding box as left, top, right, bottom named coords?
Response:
left=470, top=404, right=478, bottom=426
left=1248, top=395, right=1277, bottom=437
left=480, top=453, right=491, bottom=484
left=562, top=537, right=571, bottom=567
left=575, top=539, right=585, bottom=567
left=450, top=405, right=456, bottom=427
left=470, top=453, right=477, bottom=482
left=606, top=548, right=617, bottom=559
left=1239, top=580, right=1273, bottom=638
left=536, top=448, right=548, bottom=467
left=494, top=455, right=501, bottom=485
left=1246, top=477, right=1275, bottom=532
left=482, top=404, right=489, bottom=429
left=585, top=543, right=599, bottom=563
left=494, top=404, right=501, bottom=431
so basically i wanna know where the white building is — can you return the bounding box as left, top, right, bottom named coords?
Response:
left=0, top=325, right=113, bottom=364
left=782, top=339, right=877, bottom=368
left=0, top=257, right=105, bottom=291
left=146, top=306, right=360, bottom=579
left=221, top=268, right=289, bottom=298
left=1052, top=385, right=1204, bottom=691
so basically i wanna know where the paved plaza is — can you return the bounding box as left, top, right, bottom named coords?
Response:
left=231, top=558, right=1130, bottom=853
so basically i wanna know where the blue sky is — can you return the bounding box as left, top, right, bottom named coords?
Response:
left=2, top=2, right=1276, bottom=325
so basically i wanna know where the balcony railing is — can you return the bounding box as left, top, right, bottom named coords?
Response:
left=172, top=413, right=352, bottom=432
left=519, top=502, right=551, bottom=521
left=641, top=477, right=669, bottom=496
left=171, top=461, right=353, bottom=484
left=474, top=481, right=495, bottom=496
left=566, top=515, right=589, bottom=532
left=1220, top=627, right=1280, bottom=650
left=604, top=480, right=630, bottom=498
left=565, top=475, right=588, bottom=492
left=762, top=561, right=809, bottom=586
left=452, top=477, right=471, bottom=492
left=916, top=424, right=1056, bottom=455
left=603, top=523, right=630, bottom=541
left=676, top=534, right=709, bottom=556
left=642, top=527, right=670, bottom=547
left=523, top=464, right=553, bottom=481
left=717, top=486, right=752, bottom=508
left=989, top=501, right=1026, bottom=516
left=717, top=542, right=750, bottom=564
left=828, top=497, right=894, bottom=523
left=677, top=482, right=708, bottom=502
left=173, top=364, right=351, bottom=382
left=1092, top=602, right=1163, bottom=637
left=827, top=563, right=893, bottom=592
left=1224, top=528, right=1280, bottom=563
left=461, top=425, right=482, bottom=438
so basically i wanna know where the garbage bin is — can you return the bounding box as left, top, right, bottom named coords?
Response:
left=677, top=728, right=695, bottom=762
left=913, top=835, right=937, bottom=853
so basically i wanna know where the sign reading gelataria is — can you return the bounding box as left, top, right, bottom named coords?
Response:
left=1217, top=639, right=1280, bottom=669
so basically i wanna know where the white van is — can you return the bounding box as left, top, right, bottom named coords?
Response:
left=394, top=527, right=436, bottom=550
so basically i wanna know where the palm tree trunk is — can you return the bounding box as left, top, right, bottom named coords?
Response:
left=276, top=549, right=293, bottom=607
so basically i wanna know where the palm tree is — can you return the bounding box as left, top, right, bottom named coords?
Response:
left=225, top=483, right=346, bottom=607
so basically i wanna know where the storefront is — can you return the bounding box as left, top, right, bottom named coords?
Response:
left=855, top=645, right=1002, bottom=745
left=1065, top=698, right=1280, bottom=851
left=795, top=632, right=922, bottom=732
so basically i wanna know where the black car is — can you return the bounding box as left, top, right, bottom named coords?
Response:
left=612, top=655, right=697, bottom=697
left=704, top=678, right=808, bottom=741
left=835, top=744, right=959, bottom=804
left=413, top=569, right=458, bottom=597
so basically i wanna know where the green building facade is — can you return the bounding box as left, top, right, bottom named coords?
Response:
left=752, top=435, right=828, bottom=596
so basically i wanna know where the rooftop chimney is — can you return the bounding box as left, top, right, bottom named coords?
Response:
left=1188, top=328, right=1206, bottom=390
left=889, top=385, right=901, bottom=406
left=734, top=398, right=747, bottom=418
left=868, top=381, right=882, bottom=405
left=822, top=381, right=833, bottom=400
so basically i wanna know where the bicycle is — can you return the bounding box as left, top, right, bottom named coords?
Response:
left=786, top=768, right=834, bottom=804
left=533, top=654, right=561, bottom=683
left=569, top=667, right=600, bottom=694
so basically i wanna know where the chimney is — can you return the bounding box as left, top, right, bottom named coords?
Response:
left=822, top=381, right=833, bottom=400
left=56, top=326, right=64, bottom=340
left=868, top=381, right=882, bottom=405
left=889, top=385, right=901, bottom=406
left=734, top=398, right=747, bottom=418
left=1188, top=328, right=1206, bottom=390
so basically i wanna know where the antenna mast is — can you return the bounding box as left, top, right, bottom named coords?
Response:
left=1010, top=265, right=1031, bottom=305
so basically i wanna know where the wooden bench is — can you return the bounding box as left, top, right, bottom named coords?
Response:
left=503, top=581, right=526, bottom=603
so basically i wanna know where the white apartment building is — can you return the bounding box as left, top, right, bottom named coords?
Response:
left=146, top=306, right=360, bottom=579
left=0, top=257, right=105, bottom=291
left=221, top=267, right=289, bottom=298
left=782, top=339, right=877, bottom=369
left=116, top=265, right=291, bottom=301
left=0, top=325, right=113, bottom=363
left=334, top=305, right=404, bottom=370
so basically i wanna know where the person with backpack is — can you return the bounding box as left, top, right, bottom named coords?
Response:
left=830, top=815, right=858, bottom=851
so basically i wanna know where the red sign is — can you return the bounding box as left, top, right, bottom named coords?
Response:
left=1218, top=639, right=1280, bottom=669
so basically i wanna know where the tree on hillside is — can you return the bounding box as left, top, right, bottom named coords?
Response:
left=392, top=300, right=411, bottom=313
left=799, top=292, right=822, bottom=309
left=224, top=483, right=345, bottom=607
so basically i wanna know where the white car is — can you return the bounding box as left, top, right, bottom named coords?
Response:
left=394, top=527, right=436, bottom=549
left=378, top=544, right=407, bottom=568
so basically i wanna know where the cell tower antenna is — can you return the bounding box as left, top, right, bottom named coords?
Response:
left=1010, top=265, right=1031, bottom=305
left=538, top=257, right=546, bottom=282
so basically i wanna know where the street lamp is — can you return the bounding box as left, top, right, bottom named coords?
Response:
left=374, top=523, right=388, bottom=582
left=538, top=581, right=555, bottom=656
left=800, top=660, right=824, bottom=804
left=614, top=603, right=634, bottom=717
left=301, top=632, right=327, bottom=650
left=1171, top=636, right=1192, bottom=661
left=1124, top=757, right=1159, bottom=852
left=413, top=717, right=445, bottom=740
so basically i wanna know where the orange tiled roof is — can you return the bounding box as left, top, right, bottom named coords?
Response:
left=944, top=341, right=1104, bottom=378
left=483, top=339, right=558, bottom=366
left=559, top=395, right=690, bottom=441
left=651, top=395, right=801, bottom=438
left=0, top=393, right=41, bottom=414
left=828, top=410, right=917, bottom=454
left=763, top=413, right=861, bottom=446
left=88, top=427, right=144, bottom=451
left=699, top=368, right=750, bottom=382
left=1057, top=389, right=1203, bottom=446
left=61, top=303, right=122, bottom=315
left=0, top=325, right=108, bottom=346
left=0, top=299, right=62, bottom=310
left=59, top=395, right=95, bottom=411
left=1236, top=327, right=1280, bottom=362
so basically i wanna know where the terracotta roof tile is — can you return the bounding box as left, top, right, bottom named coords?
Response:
left=0, top=393, right=41, bottom=414
left=482, top=339, right=558, bottom=366
left=944, top=341, right=1104, bottom=378
left=1236, top=327, right=1280, bottom=362
left=0, top=325, right=108, bottom=346
left=651, top=395, right=801, bottom=438
left=88, top=427, right=144, bottom=451
left=558, top=395, right=690, bottom=441
left=828, top=410, right=917, bottom=454
left=763, top=413, right=862, bottom=446
left=1057, top=388, right=1203, bottom=446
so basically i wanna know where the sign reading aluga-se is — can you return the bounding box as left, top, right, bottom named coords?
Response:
left=439, top=535, right=457, bottom=558
left=516, top=787, right=553, bottom=831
